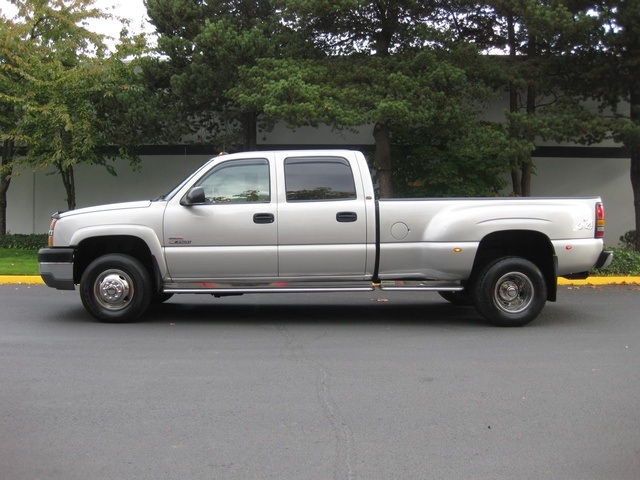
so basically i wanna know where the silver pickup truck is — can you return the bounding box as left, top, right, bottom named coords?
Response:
left=38, top=149, right=613, bottom=326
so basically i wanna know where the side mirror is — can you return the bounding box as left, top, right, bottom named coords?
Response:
left=181, top=186, right=206, bottom=206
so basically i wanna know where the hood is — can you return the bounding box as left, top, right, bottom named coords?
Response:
left=58, top=200, right=152, bottom=218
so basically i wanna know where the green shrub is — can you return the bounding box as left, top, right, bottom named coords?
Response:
left=593, top=247, right=640, bottom=276
left=619, top=230, right=637, bottom=250
left=0, top=234, right=48, bottom=250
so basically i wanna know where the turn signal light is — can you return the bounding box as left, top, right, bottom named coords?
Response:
left=48, top=218, right=57, bottom=247
left=596, top=202, right=605, bottom=238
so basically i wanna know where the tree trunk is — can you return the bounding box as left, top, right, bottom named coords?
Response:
left=244, top=111, right=257, bottom=151
left=521, top=80, right=537, bottom=197
left=520, top=159, right=532, bottom=197
left=374, top=122, right=394, bottom=198
left=510, top=169, right=522, bottom=196
left=507, top=12, right=522, bottom=196
left=0, top=140, right=14, bottom=235
left=58, top=164, right=76, bottom=211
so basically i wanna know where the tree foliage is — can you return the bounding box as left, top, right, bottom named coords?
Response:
left=575, top=1, right=640, bottom=251
left=3, top=0, right=640, bottom=249
left=1, top=0, right=157, bottom=214
left=232, top=0, right=501, bottom=198
left=146, top=0, right=309, bottom=150
left=0, top=14, right=21, bottom=234
left=391, top=122, right=519, bottom=197
left=442, top=0, right=605, bottom=197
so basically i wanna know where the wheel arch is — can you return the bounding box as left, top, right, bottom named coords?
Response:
left=73, top=235, right=162, bottom=292
left=471, top=230, right=557, bottom=302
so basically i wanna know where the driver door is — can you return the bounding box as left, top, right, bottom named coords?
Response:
left=163, top=157, right=278, bottom=281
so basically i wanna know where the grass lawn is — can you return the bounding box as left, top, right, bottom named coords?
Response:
left=0, top=249, right=40, bottom=275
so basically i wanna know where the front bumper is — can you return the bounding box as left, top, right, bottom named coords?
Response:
left=38, top=248, right=75, bottom=290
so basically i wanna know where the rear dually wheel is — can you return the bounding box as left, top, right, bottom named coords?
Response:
left=471, top=257, right=547, bottom=327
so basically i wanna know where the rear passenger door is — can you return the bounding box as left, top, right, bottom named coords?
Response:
left=276, top=155, right=368, bottom=279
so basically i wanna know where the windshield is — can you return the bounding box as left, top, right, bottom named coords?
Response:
left=152, top=158, right=217, bottom=202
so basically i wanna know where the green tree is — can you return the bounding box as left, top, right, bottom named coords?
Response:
left=231, top=46, right=508, bottom=198
left=146, top=0, right=305, bottom=151
left=0, top=138, right=12, bottom=235
left=1, top=0, right=155, bottom=212
left=0, top=15, right=21, bottom=234
left=578, top=1, right=640, bottom=251
left=276, top=0, right=452, bottom=197
left=391, top=122, right=516, bottom=198
left=447, top=0, right=603, bottom=196
left=231, top=0, right=499, bottom=198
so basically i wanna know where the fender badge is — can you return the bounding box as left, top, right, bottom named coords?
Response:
left=573, top=219, right=593, bottom=231
left=169, top=237, right=192, bottom=245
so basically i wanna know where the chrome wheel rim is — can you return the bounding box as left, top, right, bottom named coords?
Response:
left=94, top=269, right=134, bottom=311
left=493, top=272, right=534, bottom=314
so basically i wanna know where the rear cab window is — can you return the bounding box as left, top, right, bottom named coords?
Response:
left=284, top=157, right=357, bottom=202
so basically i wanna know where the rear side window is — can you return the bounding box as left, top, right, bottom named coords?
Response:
left=284, top=157, right=357, bottom=202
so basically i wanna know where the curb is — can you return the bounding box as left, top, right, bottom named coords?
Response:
left=1, top=276, right=639, bottom=286
left=0, top=276, right=45, bottom=285
left=557, top=277, right=640, bottom=286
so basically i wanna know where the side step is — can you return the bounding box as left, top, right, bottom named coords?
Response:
left=163, top=280, right=375, bottom=295
left=162, top=280, right=463, bottom=295
left=379, top=280, right=464, bottom=292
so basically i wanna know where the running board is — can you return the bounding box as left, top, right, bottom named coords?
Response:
left=163, top=280, right=375, bottom=295
left=379, top=280, right=464, bottom=292
left=164, top=287, right=376, bottom=294
left=162, top=280, right=463, bottom=295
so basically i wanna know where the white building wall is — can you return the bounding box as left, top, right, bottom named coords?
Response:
left=7, top=154, right=210, bottom=235
left=530, top=156, right=633, bottom=245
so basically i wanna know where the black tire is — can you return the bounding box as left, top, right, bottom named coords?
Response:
left=471, top=257, right=547, bottom=327
left=438, top=290, right=472, bottom=306
left=80, top=254, right=152, bottom=322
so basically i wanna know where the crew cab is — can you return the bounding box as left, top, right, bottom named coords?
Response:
left=38, top=149, right=613, bottom=326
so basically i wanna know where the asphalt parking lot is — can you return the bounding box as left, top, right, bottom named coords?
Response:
left=1, top=284, right=639, bottom=480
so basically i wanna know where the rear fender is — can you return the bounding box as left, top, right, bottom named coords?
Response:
left=471, top=230, right=557, bottom=302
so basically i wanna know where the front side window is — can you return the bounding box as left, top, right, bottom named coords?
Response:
left=284, top=157, right=357, bottom=202
left=197, top=159, right=270, bottom=204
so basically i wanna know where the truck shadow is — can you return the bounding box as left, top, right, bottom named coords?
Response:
left=141, top=296, right=490, bottom=328
left=50, top=292, right=567, bottom=328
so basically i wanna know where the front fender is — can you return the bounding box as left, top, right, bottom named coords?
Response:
left=70, top=225, right=167, bottom=277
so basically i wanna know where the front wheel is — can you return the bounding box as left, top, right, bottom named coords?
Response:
left=471, top=257, right=547, bottom=327
left=80, top=254, right=152, bottom=322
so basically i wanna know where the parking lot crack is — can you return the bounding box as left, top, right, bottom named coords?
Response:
left=277, top=325, right=357, bottom=480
